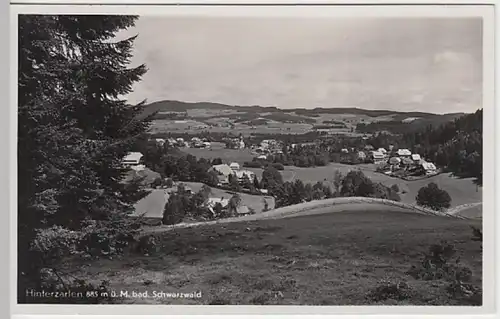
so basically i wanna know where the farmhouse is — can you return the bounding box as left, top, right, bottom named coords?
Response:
left=208, top=164, right=235, bottom=184
left=229, top=162, right=241, bottom=170
left=206, top=197, right=229, bottom=214
left=421, top=162, right=438, bottom=175
left=397, top=149, right=412, bottom=157
left=411, top=154, right=422, bottom=163
left=234, top=170, right=256, bottom=181
left=122, top=152, right=143, bottom=166
left=203, top=141, right=211, bottom=148
left=370, top=151, right=385, bottom=164
left=236, top=205, right=251, bottom=215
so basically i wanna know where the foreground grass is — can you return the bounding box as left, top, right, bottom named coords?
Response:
left=62, top=210, right=482, bottom=305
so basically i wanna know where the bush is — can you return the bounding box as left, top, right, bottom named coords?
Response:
left=416, top=182, right=451, bottom=211
left=367, top=281, right=412, bottom=302
left=271, top=163, right=285, bottom=171
left=340, top=170, right=374, bottom=197
left=372, top=183, right=401, bottom=202
left=165, top=178, right=174, bottom=188
left=406, top=242, right=472, bottom=282
left=446, top=280, right=482, bottom=305
left=151, top=177, right=163, bottom=188
left=390, top=184, right=400, bottom=193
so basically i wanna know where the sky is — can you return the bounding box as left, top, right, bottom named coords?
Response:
left=120, top=17, right=483, bottom=113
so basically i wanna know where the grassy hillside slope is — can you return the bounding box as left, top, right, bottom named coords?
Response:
left=64, top=209, right=482, bottom=305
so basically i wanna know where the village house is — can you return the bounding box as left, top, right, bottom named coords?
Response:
left=377, top=148, right=387, bottom=155
left=234, top=170, right=256, bottom=182
left=341, top=148, right=349, bottom=153
left=396, top=149, right=412, bottom=158
left=206, top=197, right=230, bottom=214
left=421, top=162, right=438, bottom=175
left=155, top=138, right=165, bottom=146
left=122, top=152, right=144, bottom=166
left=229, top=162, right=240, bottom=170
left=257, top=154, right=268, bottom=160
left=207, top=164, right=234, bottom=185
left=370, top=151, right=386, bottom=164
left=411, top=154, right=422, bottom=163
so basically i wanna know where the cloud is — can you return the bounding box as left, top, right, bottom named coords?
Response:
left=122, top=17, right=483, bottom=113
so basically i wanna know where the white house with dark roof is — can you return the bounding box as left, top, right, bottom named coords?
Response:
left=229, top=162, right=240, bottom=170
left=122, top=152, right=143, bottom=166
left=235, top=170, right=256, bottom=182
left=396, top=149, right=412, bottom=157
left=208, top=164, right=235, bottom=184
left=411, top=154, right=422, bottom=162
left=371, top=151, right=386, bottom=163
left=421, top=162, right=437, bottom=175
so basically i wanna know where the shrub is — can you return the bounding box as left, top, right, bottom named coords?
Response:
left=272, top=163, right=285, bottom=170
left=406, top=242, right=472, bottom=282
left=446, top=280, right=482, bottom=305
left=416, top=183, right=451, bottom=211
left=151, top=177, right=163, bottom=188
left=262, top=198, right=269, bottom=212
left=165, top=178, right=174, bottom=188
left=132, top=234, right=159, bottom=255
left=470, top=226, right=482, bottom=242
left=390, top=184, right=400, bottom=193
left=340, top=170, right=374, bottom=197
left=372, top=183, right=401, bottom=202
left=367, top=281, right=412, bottom=302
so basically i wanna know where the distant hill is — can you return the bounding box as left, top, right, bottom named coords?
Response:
left=141, top=100, right=466, bottom=119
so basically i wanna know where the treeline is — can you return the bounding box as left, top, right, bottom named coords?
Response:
left=402, top=110, right=482, bottom=184
left=260, top=167, right=400, bottom=208
left=135, top=140, right=221, bottom=186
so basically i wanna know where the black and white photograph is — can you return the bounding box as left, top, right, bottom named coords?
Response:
left=12, top=3, right=495, bottom=312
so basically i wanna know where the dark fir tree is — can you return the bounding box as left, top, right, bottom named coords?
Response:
left=18, top=15, right=150, bottom=302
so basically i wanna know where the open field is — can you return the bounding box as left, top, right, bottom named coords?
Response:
left=63, top=209, right=482, bottom=305
left=133, top=182, right=275, bottom=219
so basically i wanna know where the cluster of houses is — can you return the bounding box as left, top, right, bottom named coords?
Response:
left=365, top=146, right=437, bottom=176
left=339, top=145, right=438, bottom=176
left=252, top=139, right=283, bottom=155
left=208, top=162, right=257, bottom=186
left=153, top=137, right=211, bottom=148
left=189, top=137, right=211, bottom=148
